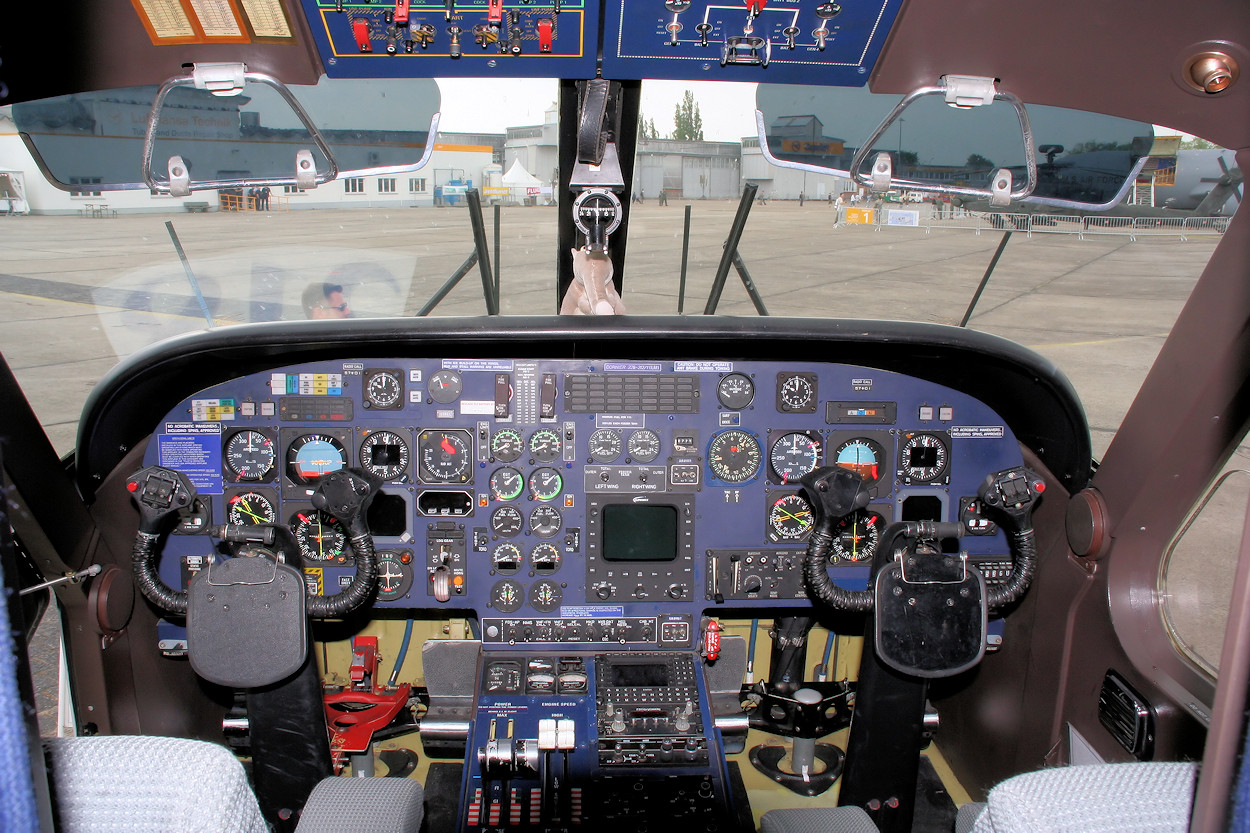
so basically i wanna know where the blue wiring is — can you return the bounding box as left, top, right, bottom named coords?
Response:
left=388, top=619, right=415, bottom=686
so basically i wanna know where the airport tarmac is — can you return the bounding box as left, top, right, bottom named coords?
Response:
left=0, top=199, right=1232, bottom=736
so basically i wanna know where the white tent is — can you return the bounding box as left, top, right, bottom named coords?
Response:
left=501, top=159, right=545, bottom=204
left=501, top=159, right=543, bottom=187
left=0, top=170, right=29, bottom=215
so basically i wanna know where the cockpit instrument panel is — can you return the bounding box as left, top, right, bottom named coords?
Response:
left=298, top=0, right=900, bottom=83
left=146, top=356, right=1023, bottom=652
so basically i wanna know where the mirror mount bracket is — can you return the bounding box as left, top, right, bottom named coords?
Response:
left=870, top=152, right=893, bottom=193
left=189, top=62, right=247, bottom=97
left=942, top=74, right=998, bottom=109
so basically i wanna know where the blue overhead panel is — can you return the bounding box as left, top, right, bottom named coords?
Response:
left=602, top=0, right=900, bottom=84
left=300, top=0, right=597, bottom=78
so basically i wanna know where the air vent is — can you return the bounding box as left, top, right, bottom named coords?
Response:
left=1098, top=670, right=1155, bottom=760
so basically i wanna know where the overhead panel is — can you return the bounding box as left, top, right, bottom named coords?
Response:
left=299, top=0, right=597, bottom=77
left=601, top=0, right=901, bottom=84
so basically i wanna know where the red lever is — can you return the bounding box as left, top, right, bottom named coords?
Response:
left=393, top=0, right=410, bottom=23
left=746, top=0, right=765, bottom=14
left=351, top=17, right=372, bottom=51
left=487, top=0, right=504, bottom=23
left=537, top=17, right=553, bottom=53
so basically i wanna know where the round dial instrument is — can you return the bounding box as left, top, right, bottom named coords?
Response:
left=490, top=428, right=524, bottom=462
left=900, top=433, right=949, bottom=483
left=492, top=542, right=522, bottom=574
left=529, top=579, right=562, bottom=613
left=286, top=434, right=347, bottom=484
left=490, top=579, right=524, bottom=613
left=528, top=468, right=563, bottom=501
left=778, top=373, right=816, bottom=412
left=708, top=429, right=762, bottom=484
left=226, top=490, right=276, bottom=526
left=418, top=429, right=472, bottom=483
left=587, top=428, right=622, bottom=462
left=224, top=430, right=276, bottom=482
left=768, top=493, right=814, bottom=540
left=490, top=505, right=524, bottom=537
left=489, top=466, right=525, bottom=501
left=627, top=429, right=661, bottom=463
left=830, top=510, right=885, bottom=562
left=530, top=543, right=562, bottom=575
left=359, top=430, right=410, bottom=481
left=376, top=551, right=414, bottom=601
left=770, top=432, right=822, bottom=483
left=717, top=372, right=755, bottom=410
left=528, top=428, right=563, bottom=462
left=427, top=369, right=463, bottom=404
left=365, top=370, right=402, bottom=408
left=290, top=509, right=349, bottom=563
left=529, top=505, right=562, bottom=538
left=833, top=437, right=885, bottom=485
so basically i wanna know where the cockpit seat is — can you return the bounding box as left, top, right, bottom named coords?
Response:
left=759, top=761, right=1197, bottom=833
left=45, top=735, right=268, bottom=833
left=963, top=761, right=1197, bottom=833
left=44, top=735, right=425, bottom=832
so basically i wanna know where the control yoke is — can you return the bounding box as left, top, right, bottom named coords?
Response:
left=799, top=465, right=1044, bottom=677
left=127, top=465, right=381, bottom=686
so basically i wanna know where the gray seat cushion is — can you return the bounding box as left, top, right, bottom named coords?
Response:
left=760, top=805, right=879, bottom=833
left=970, top=762, right=1197, bottom=833
left=296, top=775, right=425, bottom=833
left=46, top=736, right=267, bottom=833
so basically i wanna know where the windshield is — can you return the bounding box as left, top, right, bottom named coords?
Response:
left=0, top=78, right=1229, bottom=461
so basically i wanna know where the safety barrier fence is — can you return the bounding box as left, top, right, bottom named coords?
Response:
left=836, top=208, right=1230, bottom=241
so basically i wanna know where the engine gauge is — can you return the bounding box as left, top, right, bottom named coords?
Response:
left=226, top=490, right=276, bottom=526
left=900, top=433, right=949, bottom=483
left=224, top=429, right=276, bottom=482
left=528, top=428, right=563, bottom=462
left=490, top=505, right=524, bottom=537
left=529, top=505, right=563, bottom=538
left=627, top=429, right=661, bottom=463
left=427, top=369, right=463, bottom=404
left=833, top=437, right=885, bottom=485
left=290, top=509, right=350, bottom=563
left=492, top=542, right=522, bottom=574
left=376, top=550, right=414, bottom=601
left=286, top=434, right=347, bottom=484
left=490, top=579, right=524, bottom=613
left=831, top=510, right=885, bottom=562
left=717, top=372, right=755, bottom=410
left=770, top=432, right=822, bottom=483
left=490, top=428, right=524, bottom=462
left=529, top=579, right=563, bottom=613
left=708, top=429, right=762, bottom=484
left=587, top=428, right=622, bottom=463
left=528, top=468, right=563, bottom=501
left=364, top=369, right=403, bottom=409
left=530, top=542, right=561, bottom=575
left=489, top=466, right=525, bottom=501
left=777, top=372, right=817, bottom=413
left=359, top=430, right=410, bottom=481
left=418, top=429, right=472, bottom=483
left=768, top=493, right=814, bottom=541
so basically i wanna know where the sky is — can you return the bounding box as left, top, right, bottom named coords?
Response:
left=434, top=78, right=760, bottom=141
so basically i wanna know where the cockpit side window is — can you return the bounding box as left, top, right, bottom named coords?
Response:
left=1160, top=439, right=1250, bottom=677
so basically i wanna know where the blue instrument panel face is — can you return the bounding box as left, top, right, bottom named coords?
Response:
left=297, top=0, right=899, bottom=84
left=300, top=0, right=598, bottom=78
left=147, top=357, right=1023, bottom=650
left=602, top=0, right=900, bottom=84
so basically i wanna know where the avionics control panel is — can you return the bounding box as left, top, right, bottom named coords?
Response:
left=299, top=0, right=900, bottom=84
left=146, top=357, right=1024, bottom=651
